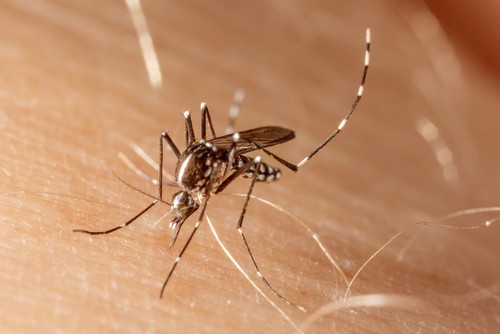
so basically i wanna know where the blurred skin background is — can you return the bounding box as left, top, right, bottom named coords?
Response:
left=0, top=0, right=499, bottom=333
left=425, top=0, right=500, bottom=78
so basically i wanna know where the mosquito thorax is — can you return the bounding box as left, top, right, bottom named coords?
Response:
left=175, top=141, right=226, bottom=194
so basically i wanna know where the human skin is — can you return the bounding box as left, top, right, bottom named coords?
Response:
left=0, top=1, right=499, bottom=333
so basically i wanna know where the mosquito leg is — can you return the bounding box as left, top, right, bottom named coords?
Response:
left=225, top=89, right=245, bottom=135
left=183, top=111, right=196, bottom=146
left=160, top=180, right=215, bottom=298
left=73, top=200, right=158, bottom=235
left=248, top=29, right=370, bottom=173
left=200, top=102, right=216, bottom=140
left=125, top=140, right=177, bottom=184
left=250, top=142, right=299, bottom=172
left=295, top=28, right=370, bottom=170
left=217, top=133, right=241, bottom=181
left=159, top=199, right=207, bottom=297
left=214, top=134, right=255, bottom=194
left=159, top=131, right=181, bottom=201
left=233, top=156, right=307, bottom=311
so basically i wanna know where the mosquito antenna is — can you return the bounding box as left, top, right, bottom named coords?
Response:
left=111, top=170, right=171, bottom=206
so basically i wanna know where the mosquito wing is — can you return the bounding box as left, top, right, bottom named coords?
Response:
left=209, top=126, right=295, bottom=154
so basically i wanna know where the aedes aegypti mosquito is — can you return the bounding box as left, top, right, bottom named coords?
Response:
left=74, top=29, right=370, bottom=311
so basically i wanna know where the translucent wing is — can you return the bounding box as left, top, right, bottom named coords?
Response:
left=209, top=126, right=295, bottom=154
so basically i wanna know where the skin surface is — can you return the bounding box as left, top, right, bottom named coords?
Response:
left=0, top=0, right=499, bottom=333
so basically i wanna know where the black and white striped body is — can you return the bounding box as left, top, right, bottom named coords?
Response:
left=233, top=155, right=281, bottom=182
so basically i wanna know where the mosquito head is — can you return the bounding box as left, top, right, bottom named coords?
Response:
left=166, top=191, right=198, bottom=247
left=172, top=190, right=197, bottom=216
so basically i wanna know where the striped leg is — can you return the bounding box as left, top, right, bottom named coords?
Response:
left=159, top=130, right=181, bottom=200
left=73, top=200, right=159, bottom=235
left=251, top=29, right=370, bottom=172
left=200, top=102, right=216, bottom=140
left=231, top=155, right=308, bottom=311
left=159, top=191, right=212, bottom=298
left=159, top=168, right=218, bottom=297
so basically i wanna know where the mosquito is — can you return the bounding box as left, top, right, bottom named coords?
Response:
left=74, top=28, right=371, bottom=311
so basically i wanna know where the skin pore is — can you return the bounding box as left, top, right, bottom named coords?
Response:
left=1, top=1, right=499, bottom=333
